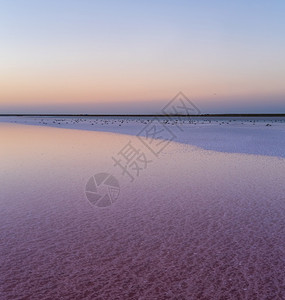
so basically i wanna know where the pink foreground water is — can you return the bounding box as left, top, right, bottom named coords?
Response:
left=1, top=123, right=285, bottom=299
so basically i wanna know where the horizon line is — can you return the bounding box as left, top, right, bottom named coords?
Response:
left=1, top=113, right=285, bottom=117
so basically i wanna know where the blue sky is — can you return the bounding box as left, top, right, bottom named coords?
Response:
left=0, top=0, right=284, bottom=113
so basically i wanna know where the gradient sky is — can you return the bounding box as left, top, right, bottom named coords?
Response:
left=0, top=0, right=284, bottom=114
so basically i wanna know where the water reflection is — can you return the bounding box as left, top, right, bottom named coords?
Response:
left=1, top=123, right=285, bottom=299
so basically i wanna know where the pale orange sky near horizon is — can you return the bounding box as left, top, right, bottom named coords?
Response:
left=0, top=1, right=284, bottom=113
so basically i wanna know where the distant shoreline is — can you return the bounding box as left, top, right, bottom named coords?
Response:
left=1, top=114, right=285, bottom=117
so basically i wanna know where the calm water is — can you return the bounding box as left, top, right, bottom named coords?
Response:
left=1, top=123, right=285, bottom=299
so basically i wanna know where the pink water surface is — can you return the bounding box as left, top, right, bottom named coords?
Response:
left=1, top=123, right=285, bottom=299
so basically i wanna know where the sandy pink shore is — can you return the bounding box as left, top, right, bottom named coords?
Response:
left=1, top=123, right=285, bottom=299
left=1, top=115, right=285, bottom=158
